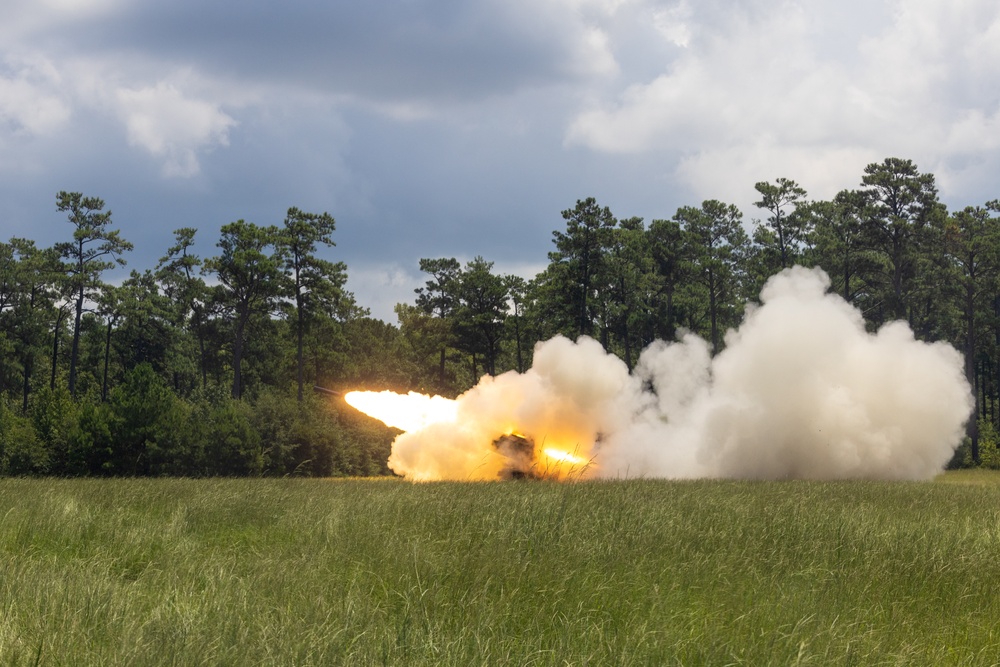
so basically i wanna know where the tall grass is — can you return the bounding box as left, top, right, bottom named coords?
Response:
left=1, top=475, right=999, bottom=665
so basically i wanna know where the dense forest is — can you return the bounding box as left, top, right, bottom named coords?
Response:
left=2, top=156, right=999, bottom=476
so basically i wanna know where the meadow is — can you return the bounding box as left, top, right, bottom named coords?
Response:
left=1, top=473, right=999, bottom=665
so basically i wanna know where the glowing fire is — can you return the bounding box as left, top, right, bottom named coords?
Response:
left=344, top=389, right=594, bottom=481
left=543, top=448, right=587, bottom=466
left=343, top=390, right=457, bottom=432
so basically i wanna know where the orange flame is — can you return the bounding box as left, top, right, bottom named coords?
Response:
left=343, top=390, right=457, bottom=432
left=542, top=448, right=587, bottom=466
left=345, top=388, right=596, bottom=481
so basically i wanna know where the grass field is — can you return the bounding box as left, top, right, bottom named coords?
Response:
left=2, top=473, right=1000, bottom=665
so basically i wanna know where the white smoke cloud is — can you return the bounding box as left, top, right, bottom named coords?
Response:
left=387, top=266, right=973, bottom=481
left=602, top=266, right=973, bottom=479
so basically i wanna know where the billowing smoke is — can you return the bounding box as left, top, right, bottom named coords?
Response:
left=386, top=267, right=973, bottom=481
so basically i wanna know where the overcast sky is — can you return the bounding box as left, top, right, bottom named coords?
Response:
left=3, top=0, right=1000, bottom=321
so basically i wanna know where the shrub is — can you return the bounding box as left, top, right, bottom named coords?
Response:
left=30, top=385, right=90, bottom=475
left=0, top=400, right=48, bottom=475
left=106, top=363, right=181, bottom=475
left=950, top=419, right=1000, bottom=469
left=192, top=396, right=264, bottom=476
left=251, top=387, right=352, bottom=477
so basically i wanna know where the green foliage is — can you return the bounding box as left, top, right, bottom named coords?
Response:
left=675, top=199, right=749, bottom=353
left=105, top=363, right=185, bottom=475
left=0, top=400, right=48, bottom=475
left=342, top=314, right=426, bottom=391
left=278, top=207, right=355, bottom=400
left=548, top=197, right=618, bottom=340
left=251, top=386, right=345, bottom=476
left=30, top=385, right=86, bottom=475
left=600, top=216, right=651, bottom=368
left=750, top=177, right=809, bottom=280
left=54, top=191, right=133, bottom=397
left=452, top=256, right=508, bottom=378
left=953, top=419, right=1000, bottom=469
left=1, top=376, right=386, bottom=478
left=156, top=227, right=211, bottom=393
left=205, top=219, right=286, bottom=399
left=193, top=392, right=264, bottom=476
left=857, top=157, right=945, bottom=325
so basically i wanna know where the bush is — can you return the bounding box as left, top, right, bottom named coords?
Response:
left=30, top=386, right=92, bottom=475
left=251, top=387, right=357, bottom=477
left=193, top=395, right=264, bottom=476
left=950, top=419, right=1000, bottom=469
left=975, top=420, right=1000, bottom=469
left=106, top=363, right=183, bottom=475
left=7, top=373, right=393, bottom=478
left=0, top=400, right=48, bottom=475
left=76, top=400, right=114, bottom=474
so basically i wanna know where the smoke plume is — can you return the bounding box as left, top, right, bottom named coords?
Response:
left=386, top=267, right=973, bottom=481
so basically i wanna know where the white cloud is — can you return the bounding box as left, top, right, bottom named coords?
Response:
left=566, top=2, right=832, bottom=152
left=0, top=56, right=70, bottom=135
left=40, top=0, right=120, bottom=14
left=675, top=143, right=879, bottom=218
left=652, top=1, right=693, bottom=47
left=0, top=39, right=238, bottom=179
left=345, top=257, right=549, bottom=324
left=114, top=81, right=237, bottom=178
left=573, top=26, right=619, bottom=77
left=346, top=263, right=423, bottom=324
left=565, top=0, right=1000, bottom=206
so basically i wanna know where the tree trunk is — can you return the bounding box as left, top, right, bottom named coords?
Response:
left=966, top=281, right=978, bottom=463
left=623, top=317, right=633, bottom=371
left=485, top=334, right=496, bottom=377
left=101, top=318, right=113, bottom=402
left=68, top=288, right=84, bottom=397
left=708, top=270, right=719, bottom=354
left=193, top=305, right=208, bottom=390
left=514, top=314, right=523, bottom=373
left=777, top=213, right=788, bottom=269
left=664, top=288, right=675, bottom=341
left=21, top=350, right=32, bottom=413
left=986, top=357, right=992, bottom=422
left=233, top=311, right=247, bottom=399
left=891, top=232, right=905, bottom=320
left=579, top=254, right=591, bottom=340
left=296, top=291, right=305, bottom=402
left=22, top=287, right=37, bottom=413
left=50, top=309, right=65, bottom=390
left=843, top=259, right=851, bottom=302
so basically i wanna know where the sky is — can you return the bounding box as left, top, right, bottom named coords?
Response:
left=3, top=0, right=1000, bottom=322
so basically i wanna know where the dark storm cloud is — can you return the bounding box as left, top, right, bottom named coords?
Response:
left=49, top=0, right=590, bottom=103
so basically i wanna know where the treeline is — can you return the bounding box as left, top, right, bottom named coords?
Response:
left=1, top=156, right=999, bottom=475
left=0, top=198, right=397, bottom=476
left=400, top=157, right=999, bottom=464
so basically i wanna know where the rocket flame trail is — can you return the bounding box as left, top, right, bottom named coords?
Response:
left=542, top=448, right=587, bottom=465
left=344, top=390, right=457, bottom=432
left=351, top=267, right=973, bottom=482
left=345, top=392, right=592, bottom=480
